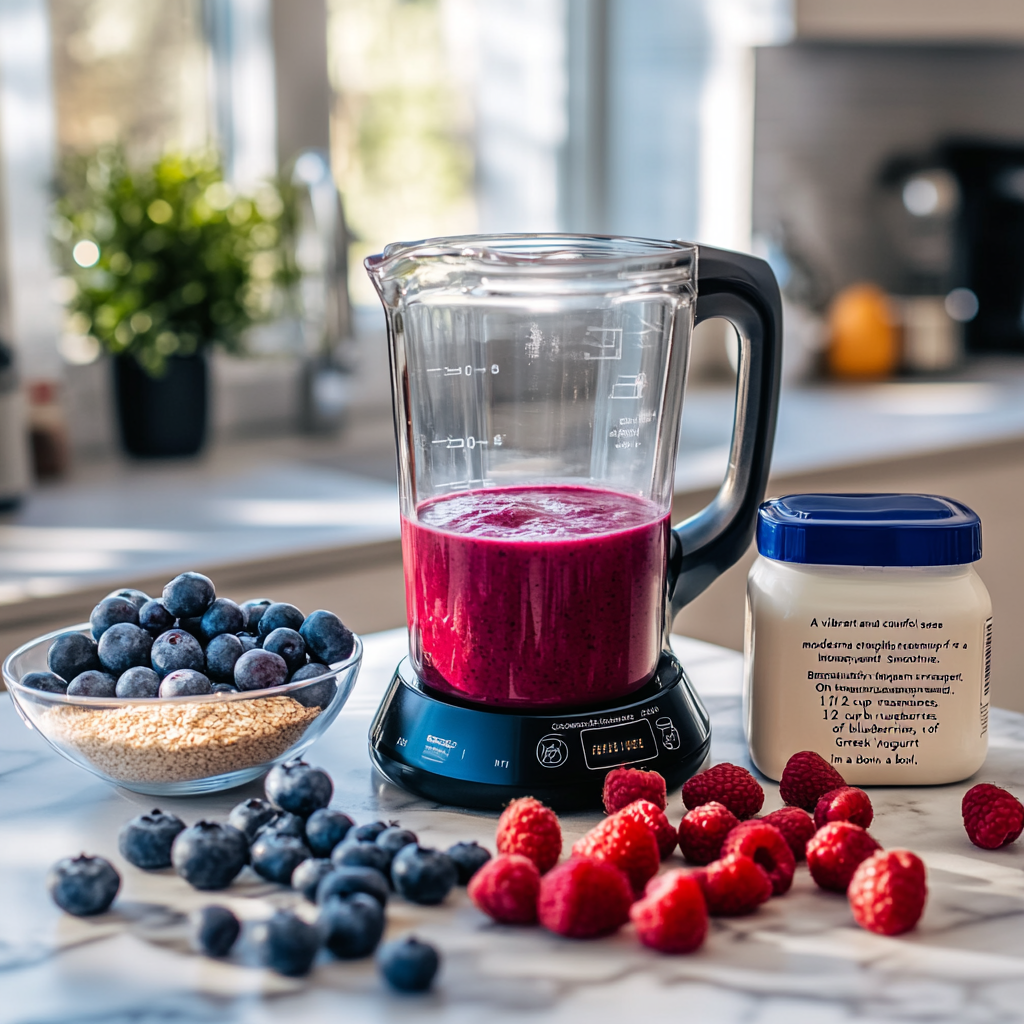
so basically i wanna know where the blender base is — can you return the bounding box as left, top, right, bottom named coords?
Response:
left=368, top=651, right=711, bottom=811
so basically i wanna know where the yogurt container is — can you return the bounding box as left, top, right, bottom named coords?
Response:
left=745, top=493, right=991, bottom=785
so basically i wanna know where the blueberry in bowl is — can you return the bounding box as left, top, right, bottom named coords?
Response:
left=3, top=604, right=361, bottom=796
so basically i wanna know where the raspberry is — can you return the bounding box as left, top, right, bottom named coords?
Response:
left=682, top=763, right=764, bottom=820
left=806, top=821, right=881, bottom=892
left=962, top=783, right=1024, bottom=850
left=760, top=807, right=815, bottom=861
left=779, top=751, right=846, bottom=811
left=677, top=802, right=739, bottom=865
left=603, top=767, right=667, bottom=814
left=467, top=854, right=540, bottom=924
left=814, top=787, right=874, bottom=830
left=692, top=853, right=772, bottom=915
left=630, top=870, right=708, bottom=953
left=848, top=849, right=927, bottom=936
left=571, top=810, right=660, bottom=895
left=720, top=820, right=795, bottom=895
left=496, top=797, right=562, bottom=874
left=617, top=799, right=677, bottom=859
left=537, top=856, right=632, bottom=938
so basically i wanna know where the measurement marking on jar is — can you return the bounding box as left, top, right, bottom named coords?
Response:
left=440, top=478, right=485, bottom=490
left=432, top=436, right=488, bottom=449
left=610, top=372, right=647, bottom=399
left=425, top=365, right=499, bottom=375
left=583, top=327, right=623, bottom=360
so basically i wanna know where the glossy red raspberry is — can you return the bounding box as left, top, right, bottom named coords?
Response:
left=677, top=802, right=740, bottom=865
left=962, top=783, right=1024, bottom=850
left=848, top=849, right=927, bottom=936
left=806, top=821, right=881, bottom=893
left=779, top=751, right=846, bottom=812
left=692, top=853, right=772, bottom=916
left=813, top=786, right=874, bottom=830
left=496, top=797, right=562, bottom=874
left=538, top=856, right=632, bottom=938
left=603, top=767, right=667, bottom=814
left=467, top=854, right=540, bottom=924
left=572, top=810, right=660, bottom=895
left=682, top=763, right=764, bottom=820
left=630, top=870, right=708, bottom=953
left=617, top=799, right=677, bottom=859
left=760, top=807, right=816, bottom=861
left=720, top=820, right=795, bottom=895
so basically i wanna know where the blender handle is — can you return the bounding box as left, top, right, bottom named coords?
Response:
left=666, top=244, right=782, bottom=620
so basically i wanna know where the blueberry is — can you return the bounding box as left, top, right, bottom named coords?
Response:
left=138, top=599, right=175, bottom=637
left=256, top=910, right=321, bottom=977
left=151, top=629, right=205, bottom=676
left=227, top=797, right=277, bottom=842
left=255, top=810, right=306, bottom=843
left=116, top=666, right=161, bottom=698
left=212, top=683, right=238, bottom=693
left=205, top=633, right=243, bottom=682
left=257, top=602, right=304, bottom=640
left=376, top=827, right=418, bottom=864
left=377, top=936, right=440, bottom=992
left=236, top=633, right=260, bottom=653
left=250, top=833, right=311, bottom=884
left=159, top=669, right=212, bottom=697
left=265, top=760, right=333, bottom=818
left=305, top=808, right=354, bottom=857
left=190, top=905, right=240, bottom=957
left=292, top=857, right=335, bottom=902
left=200, top=598, right=245, bottom=641
left=97, top=622, right=153, bottom=675
left=331, top=840, right=390, bottom=876
left=118, top=808, right=186, bottom=868
left=171, top=821, right=248, bottom=890
left=288, top=663, right=336, bottom=709
left=176, top=616, right=205, bottom=639
left=240, top=598, right=272, bottom=633
left=234, top=649, right=287, bottom=691
left=390, top=845, right=457, bottom=905
left=162, top=572, right=216, bottom=619
left=300, top=610, right=355, bottom=665
left=47, top=632, right=100, bottom=681
left=21, top=670, right=68, bottom=694
left=67, top=670, right=117, bottom=697
left=316, top=865, right=390, bottom=907
left=263, top=628, right=307, bottom=674
left=319, top=892, right=385, bottom=959
left=47, top=854, right=120, bottom=916
left=446, top=841, right=492, bottom=884
left=106, top=588, right=150, bottom=610
left=89, top=596, right=139, bottom=640
left=350, top=821, right=389, bottom=843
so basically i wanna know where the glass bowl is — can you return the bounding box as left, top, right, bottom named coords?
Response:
left=2, top=623, right=362, bottom=796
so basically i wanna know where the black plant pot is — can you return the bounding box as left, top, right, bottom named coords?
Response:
left=114, top=353, right=208, bottom=458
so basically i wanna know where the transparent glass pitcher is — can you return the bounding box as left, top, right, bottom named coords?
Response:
left=366, top=234, right=780, bottom=709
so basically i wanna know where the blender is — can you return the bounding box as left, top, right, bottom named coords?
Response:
left=365, top=235, right=781, bottom=810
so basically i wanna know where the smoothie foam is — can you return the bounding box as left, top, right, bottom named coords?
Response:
left=402, top=485, right=669, bottom=708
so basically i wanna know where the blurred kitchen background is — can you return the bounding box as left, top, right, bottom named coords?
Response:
left=5, top=0, right=1024, bottom=708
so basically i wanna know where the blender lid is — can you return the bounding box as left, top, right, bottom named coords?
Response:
left=756, top=493, right=982, bottom=566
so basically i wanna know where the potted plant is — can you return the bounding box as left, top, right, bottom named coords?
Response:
left=52, top=148, right=297, bottom=457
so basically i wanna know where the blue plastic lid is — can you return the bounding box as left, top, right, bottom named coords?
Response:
left=756, top=493, right=982, bottom=567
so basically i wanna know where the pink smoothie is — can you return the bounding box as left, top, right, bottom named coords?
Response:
left=401, top=485, right=670, bottom=708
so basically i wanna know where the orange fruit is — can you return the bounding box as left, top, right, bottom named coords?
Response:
left=826, top=284, right=898, bottom=380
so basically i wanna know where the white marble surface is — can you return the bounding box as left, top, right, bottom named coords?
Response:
left=3, top=629, right=1024, bottom=1024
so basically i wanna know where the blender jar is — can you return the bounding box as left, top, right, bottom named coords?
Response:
left=366, top=234, right=781, bottom=709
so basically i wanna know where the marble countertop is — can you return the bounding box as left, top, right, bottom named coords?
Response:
left=4, top=629, right=1024, bottom=1024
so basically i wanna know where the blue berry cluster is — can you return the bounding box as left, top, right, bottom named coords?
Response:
left=23, top=571, right=354, bottom=703
left=47, top=760, right=479, bottom=991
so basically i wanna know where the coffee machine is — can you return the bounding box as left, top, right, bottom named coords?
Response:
left=365, top=236, right=781, bottom=810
